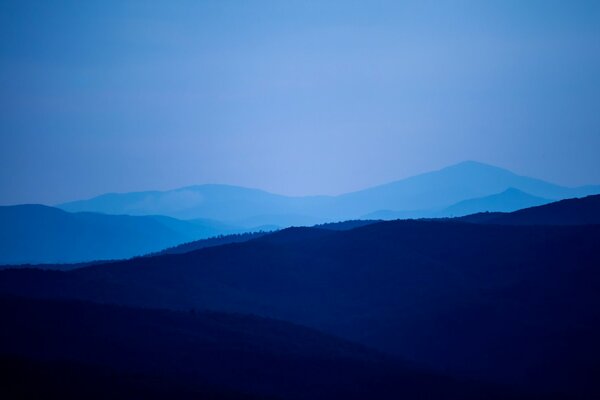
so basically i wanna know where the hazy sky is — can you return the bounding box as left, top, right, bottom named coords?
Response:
left=1, top=0, right=599, bottom=205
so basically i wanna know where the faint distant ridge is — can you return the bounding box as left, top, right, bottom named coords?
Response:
left=59, top=184, right=324, bottom=224
left=362, top=187, right=551, bottom=220
left=439, top=188, right=551, bottom=217
left=460, top=193, right=600, bottom=225
left=57, top=161, right=600, bottom=225
left=353, top=161, right=600, bottom=220
left=0, top=204, right=251, bottom=264
left=8, top=194, right=599, bottom=269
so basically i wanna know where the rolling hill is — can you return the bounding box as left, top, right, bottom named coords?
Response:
left=0, top=204, right=249, bottom=264
left=0, top=295, right=529, bottom=400
left=460, top=194, right=600, bottom=225
left=2, top=217, right=599, bottom=396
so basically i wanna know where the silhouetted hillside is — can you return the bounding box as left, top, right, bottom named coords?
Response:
left=460, top=194, right=600, bottom=225
left=156, top=231, right=272, bottom=256
left=0, top=204, right=250, bottom=264
left=1, top=220, right=599, bottom=397
left=0, top=355, right=258, bottom=400
left=158, top=220, right=377, bottom=256
left=314, top=219, right=381, bottom=231
left=0, top=295, right=530, bottom=400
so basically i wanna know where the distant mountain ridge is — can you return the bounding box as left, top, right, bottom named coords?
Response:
left=363, top=188, right=552, bottom=220
left=0, top=204, right=252, bottom=264
left=4, top=162, right=599, bottom=265
left=4, top=173, right=600, bottom=398
left=58, top=161, right=600, bottom=225
left=6, top=193, right=600, bottom=266
left=3, top=195, right=600, bottom=395
left=439, top=188, right=551, bottom=217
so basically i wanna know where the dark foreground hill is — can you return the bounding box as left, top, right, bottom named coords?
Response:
left=0, top=355, right=258, bottom=400
left=157, top=220, right=377, bottom=256
left=0, top=295, right=530, bottom=400
left=2, top=220, right=599, bottom=397
left=460, top=194, right=600, bottom=225
left=1, top=220, right=377, bottom=270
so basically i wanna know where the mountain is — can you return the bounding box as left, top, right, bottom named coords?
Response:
left=2, top=219, right=599, bottom=397
left=438, top=188, right=551, bottom=217
left=0, top=204, right=249, bottom=264
left=0, top=295, right=529, bottom=400
left=13, top=219, right=377, bottom=267
left=160, top=192, right=600, bottom=259
left=58, top=161, right=600, bottom=224
left=59, top=184, right=329, bottom=222
left=460, top=194, right=600, bottom=225
left=361, top=187, right=550, bottom=220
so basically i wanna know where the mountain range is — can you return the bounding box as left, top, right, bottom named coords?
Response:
left=0, top=204, right=257, bottom=264
left=1, top=295, right=533, bottom=400
left=59, top=161, right=600, bottom=224
left=4, top=160, right=600, bottom=265
left=3, top=194, right=600, bottom=398
left=364, top=187, right=552, bottom=219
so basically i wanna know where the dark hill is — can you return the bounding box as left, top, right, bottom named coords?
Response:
left=1, top=220, right=599, bottom=397
left=460, top=194, right=600, bottom=225
left=156, top=220, right=377, bottom=256
left=0, top=354, right=259, bottom=400
left=0, top=295, right=527, bottom=400
left=155, top=231, right=272, bottom=256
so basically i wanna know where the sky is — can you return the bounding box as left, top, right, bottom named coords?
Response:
left=1, top=0, right=599, bottom=205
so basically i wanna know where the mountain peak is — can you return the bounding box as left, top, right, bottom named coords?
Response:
left=499, top=187, right=530, bottom=196
left=454, top=160, right=492, bottom=167
left=443, top=160, right=511, bottom=173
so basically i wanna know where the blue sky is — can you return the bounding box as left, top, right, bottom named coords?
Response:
left=1, top=0, right=599, bottom=205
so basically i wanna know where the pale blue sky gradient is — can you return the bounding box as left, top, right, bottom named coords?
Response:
left=1, top=0, right=599, bottom=204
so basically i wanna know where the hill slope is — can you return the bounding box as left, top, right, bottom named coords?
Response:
left=462, top=194, right=600, bottom=225
left=2, top=220, right=599, bottom=396
left=0, top=204, right=246, bottom=264
left=334, top=161, right=597, bottom=218
left=0, top=295, right=528, bottom=400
